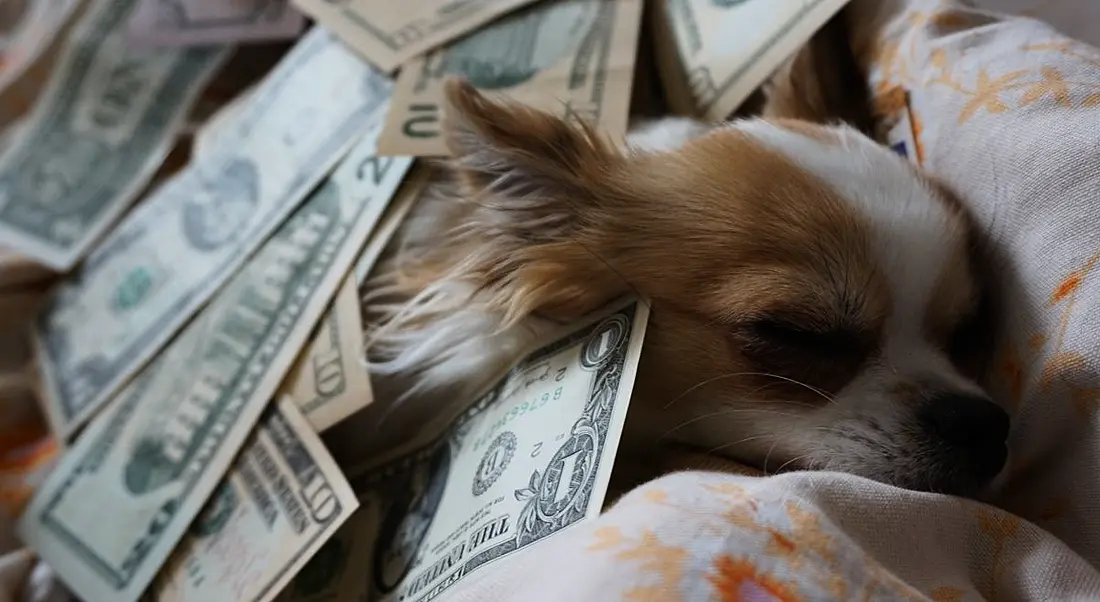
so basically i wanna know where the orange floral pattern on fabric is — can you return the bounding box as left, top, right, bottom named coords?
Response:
left=708, top=556, right=802, bottom=602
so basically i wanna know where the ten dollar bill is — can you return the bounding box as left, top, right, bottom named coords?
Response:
left=150, top=397, right=358, bottom=602
left=281, top=165, right=426, bottom=432
left=282, top=276, right=374, bottom=433
left=651, top=0, right=850, bottom=121
left=292, top=0, right=538, bottom=73
left=377, top=0, right=643, bottom=157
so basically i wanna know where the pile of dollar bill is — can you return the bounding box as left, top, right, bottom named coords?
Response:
left=0, top=1, right=849, bottom=601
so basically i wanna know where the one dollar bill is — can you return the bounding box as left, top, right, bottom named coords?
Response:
left=292, top=0, right=538, bottom=73
left=651, top=0, right=850, bottom=121
left=280, top=299, right=649, bottom=602
left=150, top=396, right=358, bottom=602
left=377, top=0, right=643, bottom=157
left=34, top=27, right=394, bottom=439
left=0, top=0, right=228, bottom=270
left=18, top=104, right=412, bottom=602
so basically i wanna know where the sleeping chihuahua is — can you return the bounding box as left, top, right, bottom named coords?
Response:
left=360, top=20, right=1009, bottom=498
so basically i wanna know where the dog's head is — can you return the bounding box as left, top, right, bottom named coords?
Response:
left=436, top=80, right=1008, bottom=497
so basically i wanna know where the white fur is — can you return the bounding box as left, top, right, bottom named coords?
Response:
left=735, top=121, right=977, bottom=390
left=627, top=117, right=711, bottom=153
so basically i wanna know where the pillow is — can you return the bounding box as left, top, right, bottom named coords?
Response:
left=852, top=0, right=1100, bottom=561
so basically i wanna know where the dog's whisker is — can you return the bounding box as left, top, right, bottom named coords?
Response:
left=814, top=425, right=850, bottom=437
left=703, top=433, right=776, bottom=456
left=664, top=372, right=836, bottom=411
left=660, top=408, right=802, bottom=438
left=662, top=372, right=768, bottom=409
left=774, top=454, right=811, bottom=474
left=740, top=372, right=836, bottom=405
left=762, top=436, right=783, bottom=474
left=770, top=399, right=820, bottom=410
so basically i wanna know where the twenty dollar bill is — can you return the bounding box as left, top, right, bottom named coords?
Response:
left=651, top=0, right=850, bottom=121
left=151, top=397, right=358, bottom=602
left=377, top=0, right=643, bottom=157
left=18, top=99, right=411, bottom=602
left=292, top=0, right=538, bottom=73
left=0, top=0, right=228, bottom=269
left=280, top=299, right=649, bottom=602
left=34, top=27, right=394, bottom=438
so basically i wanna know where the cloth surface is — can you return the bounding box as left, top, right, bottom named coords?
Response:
left=855, top=0, right=1100, bottom=560
left=0, top=385, right=61, bottom=602
left=450, top=471, right=1100, bottom=601
left=0, top=302, right=64, bottom=602
left=438, top=1, right=1100, bottom=600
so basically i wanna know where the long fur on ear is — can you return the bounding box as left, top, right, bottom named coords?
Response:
left=360, top=175, right=560, bottom=414
left=423, top=79, right=629, bottom=321
left=441, top=79, right=622, bottom=241
left=361, top=82, right=634, bottom=406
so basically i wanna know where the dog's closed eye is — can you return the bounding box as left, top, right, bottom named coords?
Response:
left=733, top=316, right=875, bottom=396
left=747, top=318, right=866, bottom=353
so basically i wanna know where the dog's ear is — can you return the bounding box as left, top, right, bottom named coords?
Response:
left=442, top=79, right=622, bottom=239
left=437, top=80, right=630, bottom=321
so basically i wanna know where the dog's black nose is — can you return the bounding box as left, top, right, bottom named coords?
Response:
left=920, top=393, right=1010, bottom=480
